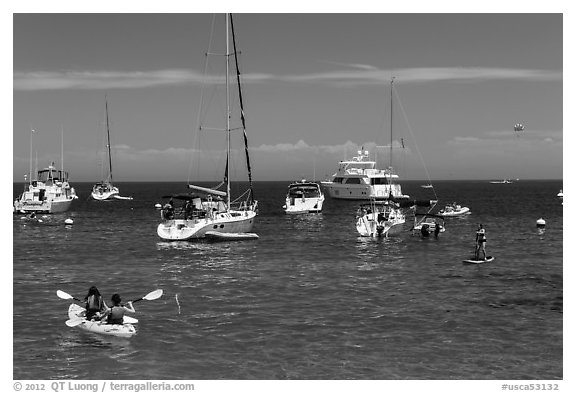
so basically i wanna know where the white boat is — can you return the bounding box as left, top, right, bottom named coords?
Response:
left=356, top=200, right=406, bottom=237
left=353, top=78, right=438, bottom=237
left=557, top=189, right=563, bottom=198
left=283, top=179, right=324, bottom=214
left=320, top=149, right=410, bottom=200
left=14, top=163, right=77, bottom=214
left=322, top=77, right=412, bottom=201
left=67, top=303, right=136, bottom=338
left=157, top=14, right=257, bottom=241
left=490, top=179, right=513, bottom=184
left=91, top=99, right=127, bottom=201
left=421, top=183, right=434, bottom=189
left=438, top=203, right=470, bottom=217
left=412, top=213, right=445, bottom=237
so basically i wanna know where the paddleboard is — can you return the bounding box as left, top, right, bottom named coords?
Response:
left=463, top=256, right=494, bottom=264
left=205, top=231, right=259, bottom=241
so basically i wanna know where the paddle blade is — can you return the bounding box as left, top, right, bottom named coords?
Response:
left=65, top=318, right=84, bottom=327
left=144, top=289, right=163, bottom=301
left=57, top=290, right=73, bottom=300
left=132, top=289, right=163, bottom=303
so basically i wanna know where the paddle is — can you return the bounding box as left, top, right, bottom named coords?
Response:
left=129, top=289, right=163, bottom=304
left=56, top=290, right=82, bottom=302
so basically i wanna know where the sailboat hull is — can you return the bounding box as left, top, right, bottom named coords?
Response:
left=157, top=210, right=257, bottom=241
left=356, top=217, right=406, bottom=237
left=91, top=187, right=119, bottom=201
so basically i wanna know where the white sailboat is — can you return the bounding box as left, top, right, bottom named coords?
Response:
left=355, top=79, right=437, bottom=237
left=157, top=14, right=258, bottom=241
left=356, top=200, right=406, bottom=237
left=91, top=99, right=130, bottom=201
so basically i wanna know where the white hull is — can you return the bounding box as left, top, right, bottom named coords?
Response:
left=157, top=210, right=257, bottom=241
left=14, top=168, right=77, bottom=214
left=438, top=206, right=470, bottom=217
left=356, top=204, right=406, bottom=237
left=91, top=189, right=119, bottom=201
left=14, top=197, right=74, bottom=214
left=356, top=215, right=406, bottom=237
left=284, top=196, right=324, bottom=214
left=67, top=304, right=136, bottom=338
left=321, top=182, right=408, bottom=201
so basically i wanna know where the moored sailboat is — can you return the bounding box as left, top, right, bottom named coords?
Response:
left=354, top=78, right=437, bottom=237
left=157, top=13, right=257, bottom=241
left=91, top=99, right=130, bottom=200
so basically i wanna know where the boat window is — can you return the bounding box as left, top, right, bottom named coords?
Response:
left=344, top=178, right=361, bottom=184
left=371, top=178, right=389, bottom=185
left=333, top=177, right=344, bottom=183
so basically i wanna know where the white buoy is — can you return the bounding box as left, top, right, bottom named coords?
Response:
left=155, top=203, right=162, bottom=209
left=536, top=218, right=546, bottom=228
left=64, top=218, right=74, bottom=225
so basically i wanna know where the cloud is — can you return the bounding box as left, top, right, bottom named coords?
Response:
left=253, top=139, right=311, bottom=152
left=14, top=66, right=562, bottom=91
left=448, top=136, right=480, bottom=145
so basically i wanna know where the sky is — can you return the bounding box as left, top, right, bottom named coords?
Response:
left=11, top=6, right=565, bottom=182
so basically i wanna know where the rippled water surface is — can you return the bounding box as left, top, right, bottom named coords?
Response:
left=13, top=180, right=563, bottom=380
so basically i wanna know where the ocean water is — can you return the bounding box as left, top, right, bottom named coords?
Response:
left=12, top=180, right=563, bottom=380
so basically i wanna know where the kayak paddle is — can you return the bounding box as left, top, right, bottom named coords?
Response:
left=130, top=289, right=163, bottom=304
left=56, top=290, right=82, bottom=302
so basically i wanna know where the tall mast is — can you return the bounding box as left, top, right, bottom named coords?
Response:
left=230, top=13, right=254, bottom=204
left=29, top=127, right=33, bottom=185
left=389, top=77, right=394, bottom=170
left=105, top=97, right=113, bottom=184
left=61, top=125, right=64, bottom=180
left=225, top=13, right=231, bottom=210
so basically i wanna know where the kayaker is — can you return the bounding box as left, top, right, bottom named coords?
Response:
left=103, top=293, right=135, bottom=325
left=84, top=286, right=108, bottom=321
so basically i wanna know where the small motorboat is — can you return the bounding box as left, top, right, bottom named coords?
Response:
left=438, top=203, right=470, bottom=217
left=283, top=179, right=324, bottom=214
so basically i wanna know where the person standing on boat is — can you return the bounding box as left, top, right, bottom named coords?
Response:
left=84, top=286, right=108, bottom=321
left=103, top=294, right=135, bottom=325
left=475, top=224, right=487, bottom=260
left=162, top=198, right=175, bottom=220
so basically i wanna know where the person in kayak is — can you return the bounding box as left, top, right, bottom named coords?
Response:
left=84, top=286, right=108, bottom=321
left=103, top=293, right=135, bottom=324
